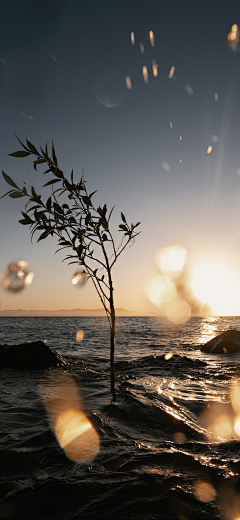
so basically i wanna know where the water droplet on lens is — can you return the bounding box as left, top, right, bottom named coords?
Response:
left=148, top=30, right=155, bottom=47
left=227, top=24, right=240, bottom=52
left=71, top=271, right=88, bottom=288
left=161, top=161, right=171, bottom=173
left=1, top=260, right=34, bottom=292
left=125, top=76, right=132, bottom=89
left=142, top=66, right=148, bottom=83
left=207, top=146, right=212, bottom=155
left=211, top=135, right=219, bottom=143
left=152, top=60, right=158, bottom=77
left=185, top=84, right=194, bottom=95
left=168, top=66, right=176, bottom=80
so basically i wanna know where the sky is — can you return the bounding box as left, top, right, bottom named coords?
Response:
left=1, top=0, right=240, bottom=316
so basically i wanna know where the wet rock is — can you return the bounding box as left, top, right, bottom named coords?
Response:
left=201, top=329, right=240, bottom=353
left=0, top=340, right=66, bottom=368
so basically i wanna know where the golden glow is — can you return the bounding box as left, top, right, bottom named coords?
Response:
left=227, top=24, right=239, bottom=41
left=76, top=329, right=84, bottom=342
left=207, top=145, right=212, bottom=155
left=131, top=31, right=135, bottom=44
left=211, top=414, right=233, bottom=440
left=152, top=59, right=158, bottom=77
left=40, top=373, right=99, bottom=463
left=192, top=481, right=216, bottom=502
left=164, top=352, right=173, bottom=360
left=25, top=272, right=34, bottom=285
left=142, top=66, right=148, bottom=83
left=156, top=245, right=187, bottom=279
left=71, top=271, right=88, bottom=287
left=168, top=65, right=175, bottom=79
left=125, top=76, right=132, bottom=89
left=149, top=30, right=155, bottom=47
left=234, top=414, right=240, bottom=438
left=173, top=432, right=186, bottom=443
left=230, top=382, right=240, bottom=413
left=227, top=24, right=239, bottom=51
left=191, top=261, right=240, bottom=315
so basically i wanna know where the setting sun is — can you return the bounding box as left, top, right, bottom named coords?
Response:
left=191, top=262, right=240, bottom=315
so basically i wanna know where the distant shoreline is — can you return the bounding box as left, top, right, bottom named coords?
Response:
left=0, top=308, right=158, bottom=317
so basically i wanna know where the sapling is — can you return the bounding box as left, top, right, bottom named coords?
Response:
left=1, top=136, right=141, bottom=398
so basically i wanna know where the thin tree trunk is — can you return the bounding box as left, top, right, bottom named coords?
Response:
left=109, top=276, right=116, bottom=400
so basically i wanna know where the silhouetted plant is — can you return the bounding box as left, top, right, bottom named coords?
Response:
left=1, top=136, right=141, bottom=398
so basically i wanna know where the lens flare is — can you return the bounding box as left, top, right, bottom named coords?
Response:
left=234, top=414, right=240, bottom=438
left=76, top=329, right=84, bottom=342
left=164, top=352, right=173, bottom=360
left=131, top=31, right=135, bottom=45
left=193, top=481, right=216, bottom=502
left=156, top=245, right=187, bottom=279
left=230, top=382, right=240, bottom=413
left=71, top=271, right=88, bottom=287
left=166, top=297, right=191, bottom=324
left=1, top=260, right=34, bottom=293
left=144, top=275, right=176, bottom=307
left=40, top=373, right=99, bottom=463
left=207, top=145, right=212, bottom=155
left=169, top=122, right=173, bottom=128
left=139, top=43, right=145, bottom=53
left=190, top=261, right=240, bottom=315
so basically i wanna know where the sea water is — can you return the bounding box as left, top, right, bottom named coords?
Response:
left=1, top=316, right=240, bottom=519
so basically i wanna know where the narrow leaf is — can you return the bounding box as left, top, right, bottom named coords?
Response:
left=2, top=171, right=20, bottom=189
left=9, top=191, right=25, bottom=198
left=26, top=140, right=39, bottom=155
left=52, top=141, right=58, bottom=165
left=8, top=151, right=31, bottom=158
left=18, top=219, right=31, bottom=225
left=119, top=224, right=128, bottom=231
left=121, top=212, right=126, bottom=223
left=15, top=134, right=29, bottom=152
left=89, top=190, right=98, bottom=199
left=0, top=189, right=15, bottom=200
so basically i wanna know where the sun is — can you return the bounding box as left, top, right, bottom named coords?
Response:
left=190, top=261, right=240, bottom=315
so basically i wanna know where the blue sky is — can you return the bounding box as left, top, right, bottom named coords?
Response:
left=1, top=0, right=240, bottom=313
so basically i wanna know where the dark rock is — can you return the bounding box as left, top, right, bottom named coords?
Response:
left=201, top=329, right=240, bottom=353
left=0, top=340, right=66, bottom=368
